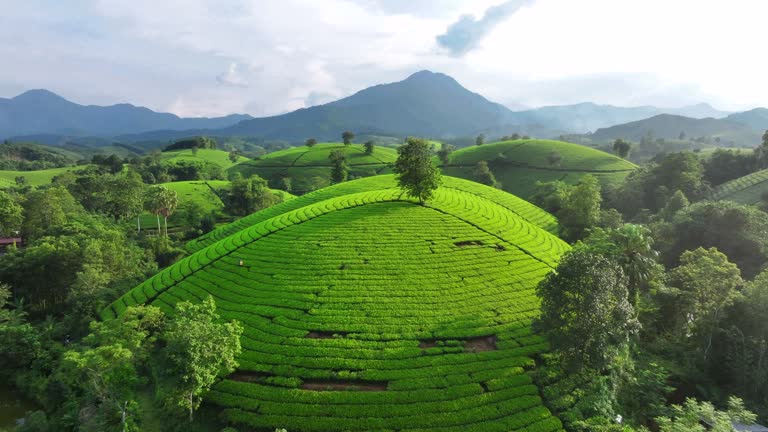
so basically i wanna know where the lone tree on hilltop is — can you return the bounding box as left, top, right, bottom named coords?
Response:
left=613, top=138, right=631, bottom=159
left=476, top=134, right=485, bottom=146
left=305, top=138, right=317, bottom=148
left=394, top=137, right=441, bottom=204
left=364, top=140, right=375, bottom=155
left=342, top=131, right=354, bottom=145
left=329, top=149, right=348, bottom=184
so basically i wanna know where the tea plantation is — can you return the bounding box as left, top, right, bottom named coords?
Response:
left=185, top=174, right=560, bottom=253
left=104, top=177, right=569, bottom=431
left=228, top=143, right=398, bottom=192
left=710, top=167, right=768, bottom=205
left=443, top=139, right=636, bottom=198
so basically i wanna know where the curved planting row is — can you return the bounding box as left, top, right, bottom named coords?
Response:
left=186, top=175, right=559, bottom=253
left=104, top=186, right=568, bottom=431
left=710, top=168, right=768, bottom=204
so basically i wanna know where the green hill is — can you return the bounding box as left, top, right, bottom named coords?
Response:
left=185, top=174, right=560, bottom=253
left=229, top=143, right=398, bottom=193
left=104, top=177, right=568, bottom=432
left=159, top=148, right=248, bottom=169
left=710, top=168, right=768, bottom=205
left=0, top=166, right=82, bottom=187
left=443, top=139, right=636, bottom=198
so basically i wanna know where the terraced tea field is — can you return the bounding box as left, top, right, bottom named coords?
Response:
left=443, top=140, right=636, bottom=198
left=229, top=143, right=398, bottom=193
left=105, top=177, right=569, bottom=431
left=185, top=174, right=560, bottom=253
left=710, top=168, right=768, bottom=205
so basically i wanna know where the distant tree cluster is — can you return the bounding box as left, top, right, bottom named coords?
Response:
left=162, top=136, right=217, bottom=152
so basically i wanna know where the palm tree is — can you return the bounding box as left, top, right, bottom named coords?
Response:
left=612, top=224, right=658, bottom=306
left=147, top=186, right=178, bottom=236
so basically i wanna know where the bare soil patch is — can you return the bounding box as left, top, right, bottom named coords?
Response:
left=301, top=380, right=388, bottom=392
left=464, top=335, right=497, bottom=352
left=305, top=331, right=348, bottom=339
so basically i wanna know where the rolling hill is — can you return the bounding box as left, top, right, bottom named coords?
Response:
left=726, top=108, right=768, bottom=132
left=0, top=89, right=251, bottom=139
left=229, top=143, right=398, bottom=193
left=103, top=175, right=568, bottom=432
left=443, top=139, right=637, bottom=198
left=591, top=114, right=761, bottom=147
left=710, top=168, right=768, bottom=205
left=0, top=166, right=82, bottom=188
left=159, top=148, right=249, bottom=169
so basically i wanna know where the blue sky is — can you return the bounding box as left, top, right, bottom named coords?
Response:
left=1, top=0, right=766, bottom=117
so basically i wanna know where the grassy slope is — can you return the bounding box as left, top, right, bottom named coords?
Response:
left=104, top=183, right=568, bottom=432
left=444, top=139, right=636, bottom=198
left=228, top=143, right=397, bottom=190
left=185, top=174, right=560, bottom=253
left=0, top=166, right=82, bottom=187
left=160, top=149, right=249, bottom=169
left=710, top=168, right=768, bottom=205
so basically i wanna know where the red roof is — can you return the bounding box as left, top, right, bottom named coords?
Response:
left=0, top=238, right=22, bottom=245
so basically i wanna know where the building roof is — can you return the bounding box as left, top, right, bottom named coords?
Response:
left=0, top=238, right=21, bottom=245
left=734, top=422, right=768, bottom=432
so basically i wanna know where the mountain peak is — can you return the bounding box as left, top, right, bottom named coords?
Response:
left=13, top=89, right=67, bottom=102
left=405, top=70, right=456, bottom=83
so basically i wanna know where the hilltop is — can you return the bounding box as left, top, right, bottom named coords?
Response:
left=229, top=143, right=398, bottom=193
left=104, top=175, right=568, bottom=431
left=726, top=108, right=768, bottom=132
left=443, top=139, right=636, bottom=198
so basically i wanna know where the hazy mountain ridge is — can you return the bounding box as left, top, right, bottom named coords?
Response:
left=0, top=89, right=252, bottom=138
left=0, top=72, right=760, bottom=146
left=591, top=114, right=761, bottom=146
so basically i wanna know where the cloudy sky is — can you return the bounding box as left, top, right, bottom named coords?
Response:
left=1, top=0, right=766, bottom=117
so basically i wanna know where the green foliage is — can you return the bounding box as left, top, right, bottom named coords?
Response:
left=163, top=136, right=217, bottom=152
left=471, top=160, right=498, bottom=187
left=703, top=148, right=756, bottom=186
left=558, top=175, right=602, bottom=241
left=613, top=139, right=631, bottom=159
left=21, top=186, right=84, bottom=240
left=0, top=190, right=22, bottom=236
left=436, top=143, right=455, bottom=165
left=364, top=140, right=375, bottom=155
left=652, top=200, right=768, bottom=278
left=147, top=185, right=179, bottom=236
left=305, top=138, right=317, bottom=148
left=394, top=137, right=441, bottom=204
left=475, top=134, right=485, bottom=146
left=535, top=248, right=639, bottom=372
left=655, top=397, right=756, bottom=432
left=0, top=215, right=153, bottom=315
left=328, top=149, right=349, bottom=184
left=341, top=131, right=354, bottom=145
left=225, top=174, right=283, bottom=216
left=159, top=296, right=243, bottom=422
left=668, top=247, right=742, bottom=361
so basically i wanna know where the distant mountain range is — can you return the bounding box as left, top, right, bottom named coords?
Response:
left=592, top=114, right=762, bottom=146
left=1, top=71, right=765, bottom=147
left=0, top=89, right=251, bottom=138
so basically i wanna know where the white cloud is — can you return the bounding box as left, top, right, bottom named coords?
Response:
left=0, top=0, right=766, bottom=117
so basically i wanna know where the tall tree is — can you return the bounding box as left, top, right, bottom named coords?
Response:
left=535, top=248, right=639, bottom=372
left=364, top=140, right=375, bottom=155
left=669, top=247, right=743, bottom=360
left=613, top=139, right=631, bottom=159
left=147, top=186, right=178, bottom=236
left=558, top=175, right=602, bottom=242
left=393, top=137, right=442, bottom=204
left=0, top=190, right=23, bottom=237
left=329, top=150, right=348, bottom=184
left=305, top=138, right=317, bottom=148
left=471, top=161, right=498, bottom=187
left=341, top=131, right=354, bottom=145
left=160, top=296, right=242, bottom=422
left=475, top=134, right=485, bottom=146
left=225, top=174, right=282, bottom=216
left=436, top=143, right=455, bottom=166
